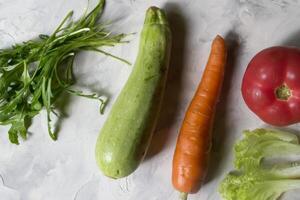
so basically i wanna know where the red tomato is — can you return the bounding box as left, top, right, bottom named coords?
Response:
left=242, top=46, right=300, bottom=126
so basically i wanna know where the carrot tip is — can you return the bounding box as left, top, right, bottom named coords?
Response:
left=214, top=35, right=224, bottom=41
left=212, top=35, right=226, bottom=50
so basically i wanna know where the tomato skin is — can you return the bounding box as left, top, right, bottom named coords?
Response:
left=242, top=46, right=300, bottom=126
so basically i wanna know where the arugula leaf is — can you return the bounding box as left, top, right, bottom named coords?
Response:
left=0, top=0, right=127, bottom=144
left=8, top=115, right=27, bottom=144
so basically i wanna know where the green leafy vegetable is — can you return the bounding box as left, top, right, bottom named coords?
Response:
left=0, top=0, right=127, bottom=144
left=235, top=129, right=300, bottom=171
left=220, top=171, right=300, bottom=200
left=219, top=129, right=300, bottom=200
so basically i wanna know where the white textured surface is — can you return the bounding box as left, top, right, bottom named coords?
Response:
left=1, top=0, right=300, bottom=200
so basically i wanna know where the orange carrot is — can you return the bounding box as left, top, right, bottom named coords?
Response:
left=172, top=35, right=227, bottom=200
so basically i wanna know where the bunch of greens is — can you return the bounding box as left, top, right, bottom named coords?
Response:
left=219, top=129, right=300, bottom=200
left=0, top=0, right=127, bottom=144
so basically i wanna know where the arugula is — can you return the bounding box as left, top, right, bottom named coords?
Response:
left=0, top=0, right=127, bottom=144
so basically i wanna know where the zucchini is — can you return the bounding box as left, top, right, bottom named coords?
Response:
left=95, top=6, right=171, bottom=178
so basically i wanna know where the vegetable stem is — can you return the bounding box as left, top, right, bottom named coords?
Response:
left=180, top=192, right=188, bottom=200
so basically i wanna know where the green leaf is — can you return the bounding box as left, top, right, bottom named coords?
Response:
left=8, top=116, right=27, bottom=144
left=8, top=128, right=19, bottom=145
left=234, top=129, right=300, bottom=171
left=21, top=61, right=31, bottom=85
left=0, top=0, right=127, bottom=144
left=220, top=129, right=300, bottom=200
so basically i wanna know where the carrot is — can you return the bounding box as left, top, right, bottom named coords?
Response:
left=172, top=35, right=227, bottom=200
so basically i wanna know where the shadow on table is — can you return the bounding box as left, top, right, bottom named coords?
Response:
left=281, top=29, right=300, bottom=47
left=145, top=3, right=187, bottom=160
left=204, top=31, right=240, bottom=184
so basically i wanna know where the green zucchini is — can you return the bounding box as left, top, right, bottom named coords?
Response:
left=95, top=6, right=171, bottom=178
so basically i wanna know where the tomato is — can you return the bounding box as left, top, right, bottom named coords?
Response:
left=242, top=46, right=300, bottom=126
